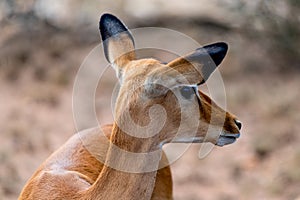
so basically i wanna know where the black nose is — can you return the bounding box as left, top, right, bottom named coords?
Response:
left=234, top=119, right=242, bottom=130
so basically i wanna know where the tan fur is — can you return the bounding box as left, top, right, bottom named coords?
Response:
left=19, top=16, right=240, bottom=199
left=19, top=59, right=239, bottom=199
left=19, top=125, right=173, bottom=200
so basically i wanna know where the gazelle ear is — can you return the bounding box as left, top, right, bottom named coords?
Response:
left=99, top=13, right=135, bottom=79
left=167, top=42, right=228, bottom=85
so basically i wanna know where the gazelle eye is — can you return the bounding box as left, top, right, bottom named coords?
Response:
left=180, top=86, right=195, bottom=99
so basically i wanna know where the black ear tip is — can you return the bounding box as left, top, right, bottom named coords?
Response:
left=99, top=13, right=119, bottom=30
left=101, top=13, right=115, bottom=19
left=99, top=13, right=128, bottom=42
left=198, top=42, right=229, bottom=66
left=201, top=42, right=228, bottom=54
left=214, top=42, right=228, bottom=63
left=216, top=42, right=228, bottom=52
left=217, top=42, right=228, bottom=57
left=217, top=41, right=228, bottom=48
left=100, top=13, right=116, bottom=24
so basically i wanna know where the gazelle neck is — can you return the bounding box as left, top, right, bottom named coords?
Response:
left=84, top=122, right=163, bottom=200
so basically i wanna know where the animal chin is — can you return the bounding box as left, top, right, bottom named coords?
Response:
left=170, top=137, right=205, bottom=143
left=216, top=133, right=240, bottom=146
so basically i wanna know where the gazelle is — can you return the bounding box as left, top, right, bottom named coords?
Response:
left=19, top=13, right=242, bottom=200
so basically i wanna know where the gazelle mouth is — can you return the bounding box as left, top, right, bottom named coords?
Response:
left=216, top=133, right=240, bottom=146
left=163, top=133, right=240, bottom=147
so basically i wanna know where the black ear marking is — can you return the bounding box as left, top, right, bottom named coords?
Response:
left=99, top=13, right=133, bottom=42
left=196, top=42, right=228, bottom=66
left=192, top=42, right=228, bottom=83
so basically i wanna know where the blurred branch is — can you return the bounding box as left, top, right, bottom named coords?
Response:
left=222, top=0, right=300, bottom=72
left=130, top=15, right=232, bottom=32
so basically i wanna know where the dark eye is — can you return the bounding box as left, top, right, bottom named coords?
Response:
left=180, top=86, right=195, bottom=99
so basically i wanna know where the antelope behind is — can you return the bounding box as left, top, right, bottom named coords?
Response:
left=19, top=13, right=242, bottom=200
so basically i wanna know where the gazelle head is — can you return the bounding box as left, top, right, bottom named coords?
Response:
left=99, top=14, right=241, bottom=149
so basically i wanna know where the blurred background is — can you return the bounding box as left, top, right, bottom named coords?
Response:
left=1, top=0, right=300, bottom=199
